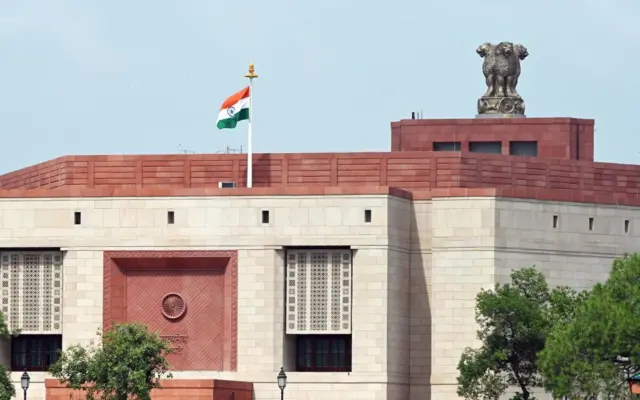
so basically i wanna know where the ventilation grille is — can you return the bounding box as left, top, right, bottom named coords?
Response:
left=0, top=252, right=63, bottom=333
left=218, top=181, right=237, bottom=188
left=286, top=249, right=352, bottom=334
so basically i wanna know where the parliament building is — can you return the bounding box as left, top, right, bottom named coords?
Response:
left=1, top=44, right=638, bottom=398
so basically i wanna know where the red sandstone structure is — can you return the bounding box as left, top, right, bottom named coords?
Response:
left=2, top=117, right=624, bottom=205
left=0, top=116, right=636, bottom=399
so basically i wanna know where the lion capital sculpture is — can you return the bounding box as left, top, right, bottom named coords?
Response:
left=477, top=41, right=529, bottom=99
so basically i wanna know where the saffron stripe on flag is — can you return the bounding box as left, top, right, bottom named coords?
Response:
left=220, top=87, right=250, bottom=111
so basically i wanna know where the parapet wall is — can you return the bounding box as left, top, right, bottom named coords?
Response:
left=1, top=152, right=640, bottom=206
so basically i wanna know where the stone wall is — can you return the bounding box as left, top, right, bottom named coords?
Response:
left=426, top=197, right=640, bottom=399
left=0, top=194, right=403, bottom=399
left=1, top=193, right=640, bottom=399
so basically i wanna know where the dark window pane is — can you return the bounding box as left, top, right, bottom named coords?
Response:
left=331, top=339, right=346, bottom=367
left=295, top=335, right=351, bottom=372
left=297, top=337, right=312, bottom=368
left=509, top=141, right=538, bottom=157
left=316, top=339, right=329, bottom=367
left=469, top=141, right=502, bottom=154
left=433, top=142, right=461, bottom=151
left=11, top=335, right=62, bottom=371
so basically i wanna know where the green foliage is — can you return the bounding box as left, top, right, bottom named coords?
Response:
left=539, top=254, right=640, bottom=399
left=457, top=348, right=507, bottom=400
left=0, top=309, right=17, bottom=400
left=457, top=267, right=585, bottom=400
left=0, top=364, right=15, bottom=400
left=50, top=323, right=173, bottom=400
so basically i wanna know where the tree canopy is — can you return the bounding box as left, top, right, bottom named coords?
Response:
left=457, top=267, right=585, bottom=400
left=539, top=254, right=640, bottom=399
left=50, top=323, right=173, bottom=400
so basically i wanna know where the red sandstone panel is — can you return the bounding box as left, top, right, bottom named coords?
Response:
left=287, top=158, right=332, bottom=185
left=45, top=378, right=254, bottom=400
left=142, top=160, right=186, bottom=186
left=125, top=268, right=225, bottom=370
left=212, top=380, right=254, bottom=400
left=103, top=251, right=238, bottom=371
left=337, top=158, right=382, bottom=185
left=385, top=157, right=431, bottom=188
left=237, top=158, right=283, bottom=187
left=190, top=160, right=235, bottom=186
left=0, top=157, right=69, bottom=189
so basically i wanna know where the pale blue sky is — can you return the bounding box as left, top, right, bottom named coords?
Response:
left=1, top=0, right=639, bottom=173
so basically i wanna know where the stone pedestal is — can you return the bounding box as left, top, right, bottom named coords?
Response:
left=477, top=96, right=525, bottom=117
left=390, top=117, right=595, bottom=161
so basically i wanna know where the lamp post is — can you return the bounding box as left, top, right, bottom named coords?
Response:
left=277, top=367, right=287, bottom=400
left=20, top=370, right=30, bottom=400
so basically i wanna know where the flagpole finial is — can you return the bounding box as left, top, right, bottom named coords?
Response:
left=245, top=63, right=258, bottom=79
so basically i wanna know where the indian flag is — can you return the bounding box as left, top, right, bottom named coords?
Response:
left=216, top=86, right=250, bottom=130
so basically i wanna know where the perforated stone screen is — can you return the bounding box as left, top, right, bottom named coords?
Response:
left=286, top=249, right=352, bottom=334
left=0, top=252, right=63, bottom=333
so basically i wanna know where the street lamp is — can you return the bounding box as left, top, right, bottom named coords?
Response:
left=277, top=367, right=287, bottom=400
left=20, top=370, right=30, bottom=400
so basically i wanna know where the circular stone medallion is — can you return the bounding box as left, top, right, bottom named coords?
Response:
left=162, top=293, right=186, bottom=320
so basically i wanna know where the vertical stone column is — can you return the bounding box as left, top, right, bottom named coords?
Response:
left=351, top=247, right=389, bottom=375
left=62, top=250, right=104, bottom=348
left=429, top=198, right=497, bottom=399
left=236, top=248, right=280, bottom=373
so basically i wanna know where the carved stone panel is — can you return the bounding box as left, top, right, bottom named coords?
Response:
left=286, top=249, right=352, bottom=334
left=0, top=252, right=63, bottom=333
left=103, top=251, right=238, bottom=371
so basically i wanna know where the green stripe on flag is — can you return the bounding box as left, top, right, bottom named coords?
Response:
left=217, top=108, right=250, bottom=130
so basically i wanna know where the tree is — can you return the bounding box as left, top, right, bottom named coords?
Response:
left=539, top=254, right=640, bottom=399
left=50, top=323, right=173, bottom=400
left=0, top=364, right=15, bottom=400
left=457, top=267, right=585, bottom=400
left=0, top=311, right=16, bottom=400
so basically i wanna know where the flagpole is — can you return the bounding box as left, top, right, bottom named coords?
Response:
left=244, top=63, right=258, bottom=188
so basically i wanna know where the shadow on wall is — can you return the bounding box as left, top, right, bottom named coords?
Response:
left=239, top=153, right=276, bottom=187
left=407, top=202, right=431, bottom=400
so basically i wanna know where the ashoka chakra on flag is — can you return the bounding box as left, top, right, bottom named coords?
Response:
left=217, top=87, right=250, bottom=130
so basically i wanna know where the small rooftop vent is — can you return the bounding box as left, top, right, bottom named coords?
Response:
left=218, top=181, right=237, bottom=189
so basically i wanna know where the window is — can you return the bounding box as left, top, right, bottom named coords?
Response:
left=589, top=217, right=594, bottom=231
left=625, top=219, right=630, bottom=234
left=364, top=209, right=372, bottom=223
left=509, top=141, right=538, bottom=157
left=295, top=335, right=352, bottom=372
left=469, top=141, right=502, bottom=154
left=11, top=335, right=62, bottom=371
left=261, top=210, right=270, bottom=224
left=167, top=211, right=175, bottom=224
left=286, top=249, right=352, bottom=334
left=553, top=215, right=558, bottom=229
left=74, top=212, right=82, bottom=225
left=433, top=142, right=461, bottom=151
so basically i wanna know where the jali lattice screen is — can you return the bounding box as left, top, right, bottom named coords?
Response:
left=286, top=249, right=352, bottom=334
left=0, top=252, right=63, bottom=333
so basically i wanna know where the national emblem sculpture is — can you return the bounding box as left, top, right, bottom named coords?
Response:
left=476, top=41, right=529, bottom=117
